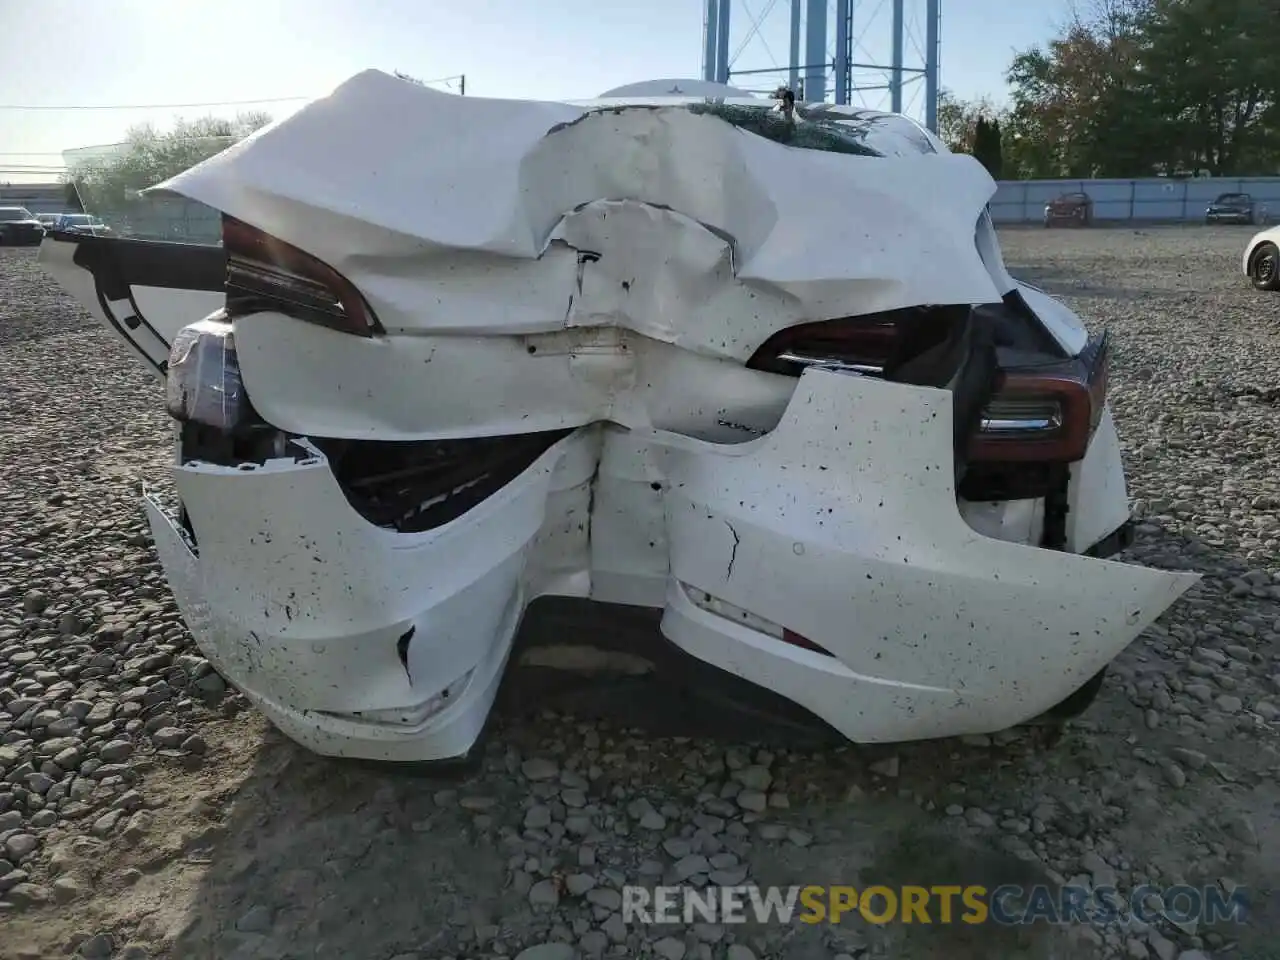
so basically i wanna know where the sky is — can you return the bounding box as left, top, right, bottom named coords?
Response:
left=0, top=0, right=1068, bottom=183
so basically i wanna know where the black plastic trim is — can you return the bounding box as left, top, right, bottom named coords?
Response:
left=1083, top=519, right=1135, bottom=560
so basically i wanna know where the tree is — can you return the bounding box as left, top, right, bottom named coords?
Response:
left=971, top=117, right=1004, bottom=178
left=1134, top=0, right=1280, bottom=175
left=1002, top=0, right=1280, bottom=178
left=67, top=112, right=271, bottom=213
left=936, top=89, right=1001, bottom=154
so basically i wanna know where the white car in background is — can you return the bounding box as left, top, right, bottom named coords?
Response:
left=49, top=213, right=114, bottom=237
left=40, top=71, right=1197, bottom=767
left=1244, top=224, right=1280, bottom=291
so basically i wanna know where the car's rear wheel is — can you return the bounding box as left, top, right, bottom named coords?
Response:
left=1251, top=242, right=1280, bottom=291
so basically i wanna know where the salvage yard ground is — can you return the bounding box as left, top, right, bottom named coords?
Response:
left=1, top=226, right=1279, bottom=960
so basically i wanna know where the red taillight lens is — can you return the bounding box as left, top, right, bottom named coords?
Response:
left=748, top=310, right=1110, bottom=466
left=747, top=316, right=901, bottom=377
left=222, top=215, right=382, bottom=337
left=782, top=629, right=834, bottom=656
left=969, top=332, right=1108, bottom=464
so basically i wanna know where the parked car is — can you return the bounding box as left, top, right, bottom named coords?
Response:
left=49, top=213, right=114, bottom=236
left=0, top=206, right=45, bottom=245
left=1244, top=224, right=1280, bottom=291
left=39, top=71, right=1198, bottom=767
left=1043, top=192, right=1093, bottom=227
left=1206, top=192, right=1267, bottom=225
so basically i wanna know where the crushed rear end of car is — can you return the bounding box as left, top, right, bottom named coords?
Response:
left=41, top=72, right=1199, bottom=764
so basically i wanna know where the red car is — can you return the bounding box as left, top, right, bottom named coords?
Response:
left=1043, top=192, right=1093, bottom=227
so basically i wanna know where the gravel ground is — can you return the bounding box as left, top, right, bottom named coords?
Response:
left=2, top=226, right=1279, bottom=960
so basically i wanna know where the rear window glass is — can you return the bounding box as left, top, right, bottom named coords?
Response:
left=687, top=103, right=884, bottom=156
left=0, top=207, right=34, bottom=221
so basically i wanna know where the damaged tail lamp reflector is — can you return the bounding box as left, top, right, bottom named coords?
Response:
left=684, top=585, right=834, bottom=657
left=222, top=215, right=383, bottom=337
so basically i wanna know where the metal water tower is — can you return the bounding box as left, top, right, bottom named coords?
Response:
left=700, top=0, right=941, bottom=132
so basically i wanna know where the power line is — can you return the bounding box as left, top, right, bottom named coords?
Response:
left=0, top=95, right=314, bottom=111
left=0, top=74, right=467, bottom=111
left=0, top=138, right=250, bottom=156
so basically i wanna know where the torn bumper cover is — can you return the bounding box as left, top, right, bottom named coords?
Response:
left=147, top=371, right=1197, bottom=762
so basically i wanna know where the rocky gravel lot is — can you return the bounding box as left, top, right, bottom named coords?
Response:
left=1, top=226, right=1279, bottom=960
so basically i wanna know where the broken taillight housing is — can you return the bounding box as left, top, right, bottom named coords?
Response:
left=748, top=311, right=1109, bottom=465
left=969, top=338, right=1109, bottom=464
left=165, top=312, right=248, bottom=431
left=222, top=215, right=383, bottom=337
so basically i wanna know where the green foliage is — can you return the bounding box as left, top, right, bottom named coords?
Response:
left=67, top=112, right=271, bottom=214
left=935, top=89, right=1001, bottom=153
left=971, top=117, right=1004, bottom=178
left=993, top=0, right=1280, bottom=178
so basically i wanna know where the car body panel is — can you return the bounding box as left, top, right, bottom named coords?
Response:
left=140, top=370, right=1195, bottom=759
left=1008, top=281, right=1089, bottom=356
left=152, top=71, right=1004, bottom=322
left=38, top=231, right=224, bottom=375
left=37, top=71, right=1199, bottom=763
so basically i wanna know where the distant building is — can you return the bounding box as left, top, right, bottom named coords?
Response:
left=61, top=141, right=130, bottom=169
left=0, top=182, right=73, bottom=214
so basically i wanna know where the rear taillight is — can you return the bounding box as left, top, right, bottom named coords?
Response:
left=748, top=312, right=1109, bottom=465
left=222, top=215, right=382, bottom=337
left=748, top=316, right=900, bottom=377
left=969, top=332, right=1108, bottom=464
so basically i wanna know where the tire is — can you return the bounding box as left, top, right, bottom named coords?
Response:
left=1250, top=242, right=1280, bottom=292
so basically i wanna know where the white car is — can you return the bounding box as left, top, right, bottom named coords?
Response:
left=50, top=213, right=114, bottom=236
left=1243, top=224, right=1280, bottom=291
left=39, top=71, right=1198, bottom=766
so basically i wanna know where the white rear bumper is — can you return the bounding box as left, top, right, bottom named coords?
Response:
left=148, top=370, right=1197, bottom=762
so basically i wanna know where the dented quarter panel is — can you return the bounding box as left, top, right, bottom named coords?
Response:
left=151, top=72, right=1007, bottom=439
left=651, top=369, right=1199, bottom=738
left=231, top=299, right=799, bottom=442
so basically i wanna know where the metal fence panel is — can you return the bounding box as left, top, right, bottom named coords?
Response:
left=989, top=176, right=1280, bottom=224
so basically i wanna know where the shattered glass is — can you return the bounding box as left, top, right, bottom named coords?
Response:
left=686, top=102, right=884, bottom=156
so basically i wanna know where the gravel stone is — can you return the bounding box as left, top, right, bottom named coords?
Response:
left=98, top=740, right=133, bottom=763
left=521, top=758, right=559, bottom=781
left=514, top=946, right=574, bottom=960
